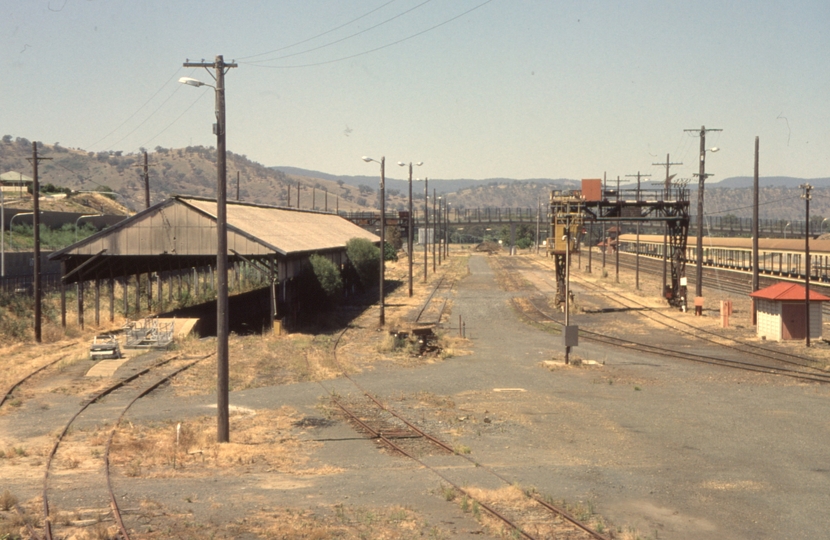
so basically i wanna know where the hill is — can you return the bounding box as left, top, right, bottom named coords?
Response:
left=3, top=136, right=830, bottom=223
left=0, top=137, right=379, bottom=213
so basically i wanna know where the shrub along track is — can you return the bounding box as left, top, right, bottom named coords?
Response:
left=299, top=296, right=612, bottom=540
left=495, top=256, right=830, bottom=384
left=14, top=351, right=214, bottom=540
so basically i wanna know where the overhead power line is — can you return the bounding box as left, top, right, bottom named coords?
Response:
left=237, top=0, right=401, bottom=60
left=243, top=0, right=434, bottom=65
left=84, top=67, right=184, bottom=151
left=243, top=0, right=496, bottom=69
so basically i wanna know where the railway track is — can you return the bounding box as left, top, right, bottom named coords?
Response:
left=570, top=272, right=830, bottom=374
left=8, top=350, right=213, bottom=540
left=495, top=256, right=830, bottom=384
left=613, top=251, right=830, bottom=316
left=0, top=343, right=77, bottom=409
left=413, top=275, right=454, bottom=325
left=302, top=287, right=612, bottom=540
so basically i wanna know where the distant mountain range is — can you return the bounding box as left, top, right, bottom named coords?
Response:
left=2, top=137, right=828, bottom=222
left=276, top=166, right=830, bottom=192
left=274, top=166, right=578, bottom=194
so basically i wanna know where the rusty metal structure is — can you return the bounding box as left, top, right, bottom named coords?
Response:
left=549, top=179, right=690, bottom=309
left=547, top=190, right=584, bottom=306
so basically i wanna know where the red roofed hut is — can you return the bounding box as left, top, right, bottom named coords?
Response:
left=749, top=283, right=830, bottom=341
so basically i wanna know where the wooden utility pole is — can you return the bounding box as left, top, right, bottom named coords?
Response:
left=424, top=177, right=429, bottom=282
left=236, top=171, right=240, bottom=201
left=752, top=137, right=760, bottom=325
left=684, top=125, right=722, bottom=306
left=183, top=54, right=237, bottom=443
left=27, top=142, right=51, bottom=343
left=802, top=183, right=812, bottom=347
left=143, top=151, right=150, bottom=209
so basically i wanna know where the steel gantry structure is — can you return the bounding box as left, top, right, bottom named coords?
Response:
left=549, top=179, right=691, bottom=310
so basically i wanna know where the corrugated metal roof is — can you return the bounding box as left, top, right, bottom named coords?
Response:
left=0, top=171, right=33, bottom=182
left=51, top=196, right=379, bottom=259
left=749, top=282, right=830, bottom=301
left=182, top=197, right=379, bottom=255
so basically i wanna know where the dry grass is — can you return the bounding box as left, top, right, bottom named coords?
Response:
left=109, top=406, right=328, bottom=478
left=448, top=484, right=621, bottom=539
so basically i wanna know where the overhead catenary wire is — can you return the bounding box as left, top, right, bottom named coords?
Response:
left=242, top=0, right=496, bottom=69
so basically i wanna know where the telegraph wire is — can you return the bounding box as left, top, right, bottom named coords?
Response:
left=242, top=0, right=435, bottom=65
left=237, top=0, right=401, bottom=60
left=101, top=80, right=190, bottom=152
left=84, top=67, right=185, bottom=151
left=243, top=0, right=495, bottom=69
left=138, top=90, right=210, bottom=149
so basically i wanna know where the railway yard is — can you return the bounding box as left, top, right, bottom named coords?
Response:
left=2, top=247, right=830, bottom=540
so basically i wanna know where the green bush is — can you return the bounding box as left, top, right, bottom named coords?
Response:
left=346, top=238, right=380, bottom=289
left=309, top=254, right=343, bottom=298
left=383, top=241, right=398, bottom=262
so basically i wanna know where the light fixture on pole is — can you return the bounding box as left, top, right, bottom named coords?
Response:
left=181, top=55, right=236, bottom=443
left=9, top=212, right=34, bottom=251
left=363, top=156, right=386, bottom=326
left=74, top=214, right=103, bottom=243
left=685, top=125, right=722, bottom=314
left=398, top=161, right=423, bottom=297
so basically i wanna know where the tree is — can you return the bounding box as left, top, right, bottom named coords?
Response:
left=309, top=254, right=343, bottom=298
left=346, top=237, right=380, bottom=289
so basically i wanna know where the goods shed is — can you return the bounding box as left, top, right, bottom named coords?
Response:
left=49, top=196, right=379, bottom=330
left=749, top=282, right=830, bottom=341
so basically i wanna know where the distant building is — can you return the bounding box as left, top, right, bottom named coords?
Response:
left=0, top=171, right=33, bottom=195
left=750, top=282, right=830, bottom=341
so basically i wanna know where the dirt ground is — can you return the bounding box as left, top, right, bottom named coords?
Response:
left=2, top=246, right=830, bottom=539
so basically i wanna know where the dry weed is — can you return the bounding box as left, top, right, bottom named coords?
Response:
left=109, top=406, right=324, bottom=478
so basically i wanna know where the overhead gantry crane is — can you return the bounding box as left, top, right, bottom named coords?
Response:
left=548, top=179, right=691, bottom=310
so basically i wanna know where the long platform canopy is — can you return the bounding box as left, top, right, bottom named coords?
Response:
left=49, top=196, right=380, bottom=284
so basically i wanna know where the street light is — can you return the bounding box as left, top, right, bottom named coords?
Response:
left=398, top=161, right=423, bottom=297
left=694, top=143, right=720, bottom=307
left=363, top=156, right=386, bottom=326
left=180, top=55, right=236, bottom=443
left=9, top=212, right=34, bottom=250
left=74, top=214, right=103, bottom=243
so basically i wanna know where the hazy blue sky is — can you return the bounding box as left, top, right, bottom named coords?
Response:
left=3, top=0, right=829, bottom=183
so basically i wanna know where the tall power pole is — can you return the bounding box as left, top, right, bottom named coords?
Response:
left=652, top=154, right=682, bottom=293
left=143, top=150, right=150, bottom=209
left=424, top=177, right=429, bottom=282
left=684, top=125, right=722, bottom=308
left=28, top=142, right=51, bottom=343
left=752, top=137, right=760, bottom=325
left=183, top=55, right=237, bottom=443
left=802, top=183, right=812, bottom=347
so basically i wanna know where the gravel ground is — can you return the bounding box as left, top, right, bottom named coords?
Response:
left=3, top=249, right=830, bottom=539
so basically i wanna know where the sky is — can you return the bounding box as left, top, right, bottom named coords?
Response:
left=2, top=0, right=829, bottom=184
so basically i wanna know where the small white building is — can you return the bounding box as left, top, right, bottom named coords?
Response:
left=750, top=282, right=830, bottom=341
